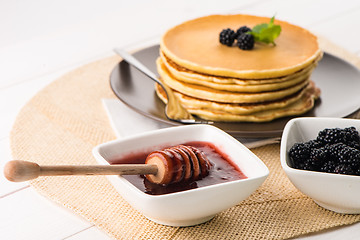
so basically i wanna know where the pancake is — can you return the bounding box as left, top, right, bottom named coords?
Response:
left=157, top=57, right=310, bottom=103
left=156, top=83, right=307, bottom=115
left=156, top=81, right=320, bottom=122
left=160, top=51, right=321, bottom=85
left=161, top=14, right=322, bottom=79
left=158, top=56, right=316, bottom=92
left=155, top=14, right=322, bottom=122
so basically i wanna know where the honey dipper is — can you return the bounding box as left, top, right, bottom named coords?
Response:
left=4, top=145, right=212, bottom=185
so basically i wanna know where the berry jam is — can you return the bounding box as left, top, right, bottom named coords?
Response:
left=109, top=141, right=247, bottom=195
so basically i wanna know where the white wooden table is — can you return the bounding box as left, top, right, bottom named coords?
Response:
left=1, top=0, right=360, bottom=239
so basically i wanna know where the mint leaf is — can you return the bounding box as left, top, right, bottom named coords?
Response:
left=252, top=23, right=268, bottom=34
left=258, top=25, right=281, bottom=44
left=250, top=16, right=281, bottom=45
left=269, top=16, right=275, bottom=26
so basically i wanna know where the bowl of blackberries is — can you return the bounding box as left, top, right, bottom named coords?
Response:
left=280, top=117, right=360, bottom=214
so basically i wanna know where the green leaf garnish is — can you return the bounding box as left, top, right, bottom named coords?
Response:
left=250, top=16, right=281, bottom=45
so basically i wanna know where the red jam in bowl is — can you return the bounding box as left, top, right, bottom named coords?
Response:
left=109, top=141, right=247, bottom=195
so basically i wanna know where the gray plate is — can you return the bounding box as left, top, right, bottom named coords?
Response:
left=110, top=45, right=360, bottom=138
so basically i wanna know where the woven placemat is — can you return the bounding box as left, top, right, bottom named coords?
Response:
left=10, top=38, right=360, bottom=239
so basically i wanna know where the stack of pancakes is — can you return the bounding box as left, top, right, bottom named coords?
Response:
left=156, top=14, right=323, bottom=122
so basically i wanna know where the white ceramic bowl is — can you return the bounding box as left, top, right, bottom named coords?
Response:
left=280, top=117, right=360, bottom=214
left=93, top=124, right=269, bottom=226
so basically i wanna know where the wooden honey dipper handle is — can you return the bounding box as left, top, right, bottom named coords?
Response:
left=4, top=160, right=158, bottom=182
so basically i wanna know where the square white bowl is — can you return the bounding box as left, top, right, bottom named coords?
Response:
left=280, top=117, right=360, bottom=214
left=93, top=124, right=269, bottom=226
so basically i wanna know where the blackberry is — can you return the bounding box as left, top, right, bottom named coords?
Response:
left=237, top=33, right=255, bottom=50
left=347, top=141, right=360, bottom=150
left=326, top=142, right=346, bottom=159
left=320, top=160, right=337, bottom=173
left=307, top=139, right=323, bottom=149
left=289, top=142, right=311, bottom=169
left=316, top=127, right=360, bottom=145
left=325, top=142, right=360, bottom=165
left=343, top=126, right=360, bottom=142
left=309, top=147, right=328, bottom=168
left=302, top=159, right=318, bottom=171
left=334, top=164, right=354, bottom=175
left=336, top=144, right=360, bottom=164
left=288, top=126, right=360, bottom=176
left=235, top=26, right=252, bottom=37
left=219, top=28, right=236, bottom=46
left=316, top=128, right=344, bottom=145
left=289, top=142, right=311, bottom=161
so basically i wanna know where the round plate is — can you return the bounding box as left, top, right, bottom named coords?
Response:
left=110, top=45, right=360, bottom=137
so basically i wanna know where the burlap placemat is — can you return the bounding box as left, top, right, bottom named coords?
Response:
left=10, top=37, right=360, bottom=239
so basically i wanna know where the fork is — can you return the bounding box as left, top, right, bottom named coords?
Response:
left=114, top=48, right=210, bottom=124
